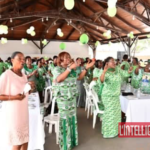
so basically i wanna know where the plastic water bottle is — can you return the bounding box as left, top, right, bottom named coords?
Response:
left=137, top=89, right=141, bottom=99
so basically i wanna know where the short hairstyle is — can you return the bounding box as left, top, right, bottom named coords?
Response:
left=103, top=57, right=113, bottom=69
left=53, top=56, right=58, bottom=60
left=11, top=51, right=23, bottom=59
left=36, top=59, right=41, bottom=65
left=57, top=52, right=70, bottom=66
left=25, top=56, right=31, bottom=62
left=76, top=57, right=80, bottom=61
left=7, top=57, right=11, bottom=61
left=133, top=57, right=138, bottom=64
left=95, top=60, right=102, bottom=68
left=123, top=54, right=128, bottom=60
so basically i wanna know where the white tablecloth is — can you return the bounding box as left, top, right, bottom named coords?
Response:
left=120, top=95, right=150, bottom=122
left=0, top=92, right=45, bottom=150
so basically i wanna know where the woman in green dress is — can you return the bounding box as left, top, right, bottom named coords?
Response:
left=93, top=60, right=103, bottom=95
left=131, top=57, right=142, bottom=89
left=22, top=56, right=38, bottom=90
left=100, top=57, right=132, bottom=138
left=135, top=64, right=150, bottom=94
left=48, top=56, right=58, bottom=84
left=36, top=59, right=47, bottom=103
left=52, top=52, right=95, bottom=150
left=120, top=54, right=130, bottom=83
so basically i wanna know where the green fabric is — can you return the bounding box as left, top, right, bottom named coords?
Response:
left=132, top=65, right=137, bottom=72
left=23, top=65, right=38, bottom=90
left=131, top=68, right=143, bottom=89
left=101, top=96, right=121, bottom=138
left=120, top=61, right=130, bottom=83
left=63, top=120, right=67, bottom=150
left=4, top=62, right=11, bottom=70
left=93, top=68, right=104, bottom=117
left=24, top=64, right=37, bottom=73
left=101, top=67, right=130, bottom=138
left=120, top=61, right=130, bottom=70
left=48, top=63, right=55, bottom=74
left=48, top=63, right=56, bottom=82
left=0, top=63, right=5, bottom=76
left=76, top=67, right=81, bottom=76
left=36, top=67, right=46, bottom=91
left=92, top=68, right=103, bottom=97
left=107, top=68, right=115, bottom=72
left=84, top=65, right=93, bottom=83
left=52, top=66, right=78, bottom=150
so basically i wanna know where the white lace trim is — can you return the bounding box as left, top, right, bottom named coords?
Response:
left=7, top=126, right=29, bottom=145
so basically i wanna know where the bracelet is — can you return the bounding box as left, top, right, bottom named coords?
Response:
left=67, top=67, right=71, bottom=72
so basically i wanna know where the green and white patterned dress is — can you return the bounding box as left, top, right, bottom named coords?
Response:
left=4, top=62, right=12, bottom=70
left=93, top=67, right=104, bottom=117
left=48, top=63, right=55, bottom=82
left=93, top=68, right=103, bottom=95
left=131, top=67, right=143, bottom=89
left=120, top=61, right=130, bottom=83
left=101, top=67, right=130, bottom=138
left=23, top=65, right=38, bottom=91
left=53, top=66, right=78, bottom=150
left=37, top=66, right=46, bottom=91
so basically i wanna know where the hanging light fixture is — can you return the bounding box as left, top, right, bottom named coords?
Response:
left=10, top=18, right=12, bottom=22
left=46, top=17, right=49, bottom=21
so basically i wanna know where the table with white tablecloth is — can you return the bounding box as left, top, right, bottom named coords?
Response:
left=120, top=95, right=150, bottom=122
left=0, top=92, right=45, bottom=150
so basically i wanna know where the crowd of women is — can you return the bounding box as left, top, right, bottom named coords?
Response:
left=0, top=51, right=150, bottom=150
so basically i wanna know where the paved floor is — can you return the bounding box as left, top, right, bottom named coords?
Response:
left=44, top=108, right=150, bottom=150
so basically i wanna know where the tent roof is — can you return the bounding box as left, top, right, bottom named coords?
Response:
left=0, top=0, right=150, bottom=45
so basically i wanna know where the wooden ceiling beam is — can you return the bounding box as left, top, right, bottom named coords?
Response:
left=77, top=0, right=128, bottom=34
left=9, top=18, right=41, bottom=29
left=0, top=0, right=37, bottom=14
left=95, top=0, right=150, bottom=26
left=41, top=3, right=65, bottom=39
left=67, top=21, right=96, bottom=41
left=85, top=30, right=104, bottom=40
left=66, top=28, right=76, bottom=40
left=0, top=10, right=122, bottom=33
left=99, top=31, right=150, bottom=42
left=95, top=2, right=143, bottom=33
left=83, top=24, right=105, bottom=39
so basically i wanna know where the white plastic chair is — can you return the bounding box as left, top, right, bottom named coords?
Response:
left=90, top=88, right=104, bottom=129
left=43, top=86, right=53, bottom=108
left=44, top=97, right=59, bottom=144
left=83, top=82, right=94, bottom=118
